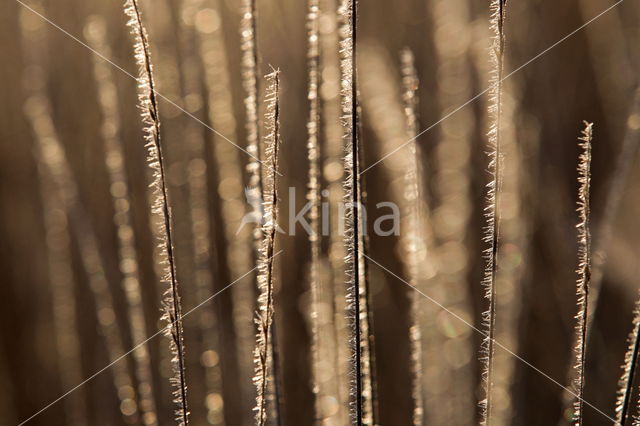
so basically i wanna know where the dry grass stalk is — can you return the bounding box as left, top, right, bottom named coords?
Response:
left=338, top=0, right=374, bottom=424
left=570, top=121, right=593, bottom=425
left=480, top=1, right=507, bottom=423
left=488, top=85, right=526, bottom=426
left=123, top=1, right=189, bottom=423
left=253, top=69, right=282, bottom=426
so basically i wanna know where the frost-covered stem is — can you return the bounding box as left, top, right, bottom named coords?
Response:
left=339, top=0, right=372, bottom=423
left=480, top=2, right=507, bottom=424
left=319, top=0, right=350, bottom=421
left=306, top=0, right=323, bottom=421
left=571, top=122, right=593, bottom=425
left=340, top=0, right=361, bottom=423
left=349, top=12, right=361, bottom=419
left=123, top=1, right=189, bottom=423
left=254, top=70, right=282, bottom=426
left=400, top=47, right=424, bottom=426
left=241, top=6, right=277, bottom=421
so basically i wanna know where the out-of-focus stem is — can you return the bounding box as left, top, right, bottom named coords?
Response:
left=85, top=16, right=159, bottom=425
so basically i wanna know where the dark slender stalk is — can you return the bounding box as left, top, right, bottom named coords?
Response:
left=481, top=2, right=507, bottom=424
left=339, top=0, right=365, bottom=422
left=123, top=1, right=189, bottom=423
left=350, top=0, right=363, bottom=423
left=254, top=69, right=282, bottom=426
left=571, top=122, right=593, bottom=425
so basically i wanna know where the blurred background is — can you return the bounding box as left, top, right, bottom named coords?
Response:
left=1, top=0, right=639, bottom=425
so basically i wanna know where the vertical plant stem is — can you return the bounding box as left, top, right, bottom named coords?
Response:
left=26, top=97, right=88, bottom=426
left=571, top=121, right=593, bottom=425
left=481, top=2, right=507, bottom=424
left=339, top=0, right=375, bottom=423
left=169, top=1, right=230, bottom=422
left=349, top=5, right=362, bottom=418
left=85, top=16, right=159, bottom=425
left=19, top=7, right=87, bottom=424
left=319, top=0, right=350, bottom=421
left=427, top=1, right=480, bottom=423
left=306, top=0, right=323, bottom=421
left=123, top=1, right=189, bottom=423
left=25, top=82, right=138, bottom=426
left=359, top=44, right=437, bottom=426
left=192, top=0, right=256, bottom=420
left=241, top=0, right=264, bottom=235
left=400, top=47, right=425, bottom=426
left=341, top=0, right=362, bottom=422
left=254, top=69, right=282, bottom=426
